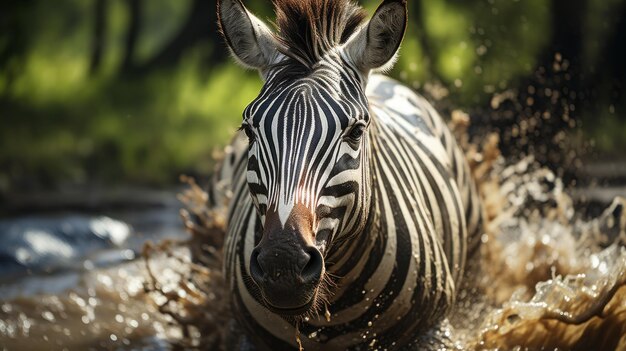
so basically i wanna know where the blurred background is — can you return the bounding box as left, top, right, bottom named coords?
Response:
left=1, top=0, right=625, bottom=198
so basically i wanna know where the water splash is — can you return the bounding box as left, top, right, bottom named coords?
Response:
left=463, top=153, right=626, bottom=350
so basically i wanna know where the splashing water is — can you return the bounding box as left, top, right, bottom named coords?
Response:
left=461, top=153, right=626, bottom=350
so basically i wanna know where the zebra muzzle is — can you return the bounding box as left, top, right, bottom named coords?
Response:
left=249, top=241, right=324, bottom=314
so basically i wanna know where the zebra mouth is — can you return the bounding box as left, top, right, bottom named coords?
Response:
left=263, top=293, right=317, bottom=316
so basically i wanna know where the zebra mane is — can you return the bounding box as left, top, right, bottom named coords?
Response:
left=273, top=0, right=367, bottom=68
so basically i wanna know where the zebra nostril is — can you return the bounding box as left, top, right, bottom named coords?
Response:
left=300, top=247, right=323, bottom=285
left=249, top=248, right=264, bottom=284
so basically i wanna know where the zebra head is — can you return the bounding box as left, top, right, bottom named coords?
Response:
left=218, top=0, right=407, bottom=315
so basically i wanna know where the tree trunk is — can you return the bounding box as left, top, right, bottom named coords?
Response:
left=121, top=0, right=142, bottom=73
left=585, top=1, right=626, bottom=112
left=410, top=0, right=443, bottom=83
left=131, top=0, right=226, bottom=75
left=89, top=0, right=107, bottom=75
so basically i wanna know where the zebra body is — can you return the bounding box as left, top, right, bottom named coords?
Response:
left=213, top=0, right=482, bottom=349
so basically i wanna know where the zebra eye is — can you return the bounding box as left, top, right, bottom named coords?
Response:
left=240, top=124, right=256, bottom=142
left=348, top=124, right=366, bottom=141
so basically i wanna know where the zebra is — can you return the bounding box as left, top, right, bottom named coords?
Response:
left=212, top=0, right=483, bottom=349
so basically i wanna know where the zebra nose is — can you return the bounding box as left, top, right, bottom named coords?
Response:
left=249, top=244, right=323, bottom=311
left=249, top=245, right=323, bottom=289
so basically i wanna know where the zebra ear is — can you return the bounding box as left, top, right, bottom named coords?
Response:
left=217, top=0, right=281, bottom=70
left=344, top=0, right=407, bottom=72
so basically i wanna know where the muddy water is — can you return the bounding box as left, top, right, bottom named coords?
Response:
left=0, top=262, right=177, bottom=350
left=461, top=156, right=626, bottom=350
left=0, top=193, right=191, bottom=350
left=1, top=156, right=626, bottom=350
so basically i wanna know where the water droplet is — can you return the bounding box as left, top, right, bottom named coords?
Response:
left=83, top=260, right=95, bottom=270
left=41, top=311, right=55, bottom=322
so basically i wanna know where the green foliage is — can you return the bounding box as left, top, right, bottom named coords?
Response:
left=0, top=1, right=262, bottom=188
left=0, top=3, right=260, bottom=187
left=2, top=53, right=261, bottom=185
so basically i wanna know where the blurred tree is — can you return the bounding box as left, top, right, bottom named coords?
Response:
left=89, top=0, right=107, bottom=74
left=122, top=0, right=142, bottom=73
left=0, top=0, right=36, bottom=97
left=410, top=0, right=442, bottom=82
left=132, top=0, right=226, bottom=75
left=582, top=0, right=626, bottom=151
left=585, top=0, right=626, bottom=107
